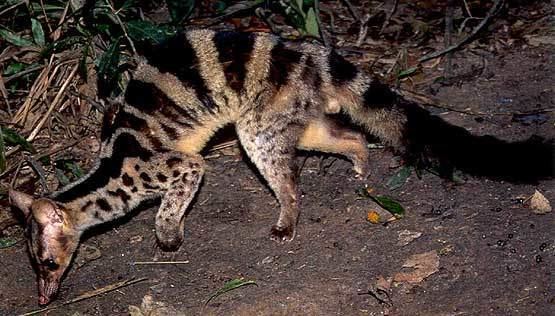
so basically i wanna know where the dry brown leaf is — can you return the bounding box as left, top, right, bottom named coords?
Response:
left=397, top=230, right=422, bottom=246
left=529, top=190, right=552, bottom=214
left=375, top=275, right=392, bottom=291
left=393, top=250, right=439, bottom=284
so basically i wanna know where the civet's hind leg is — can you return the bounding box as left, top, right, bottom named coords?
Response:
left=236, top=117, right=301, bottom=242
left=298, top=117, right=370, bottom=178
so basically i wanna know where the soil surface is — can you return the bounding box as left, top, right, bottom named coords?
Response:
left=1, top=35, right=554, bottom=316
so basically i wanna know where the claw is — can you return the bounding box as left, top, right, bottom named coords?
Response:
left=270, top=225, right=296, bottom=242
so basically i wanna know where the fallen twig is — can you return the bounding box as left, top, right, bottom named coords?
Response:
left=26, top=155, right=49, bottom=193
left=0, top=74, right=9, bottom=112
left=5, top=65, right=46, bottom=84
left=380, top=0, right=400, bottom=34
left=2, top=138, right=85, bottom=180
left=107, top=0, right=138, bottom=58
left=444, top=0, right=456, bottom=76
left=0, top=0, right=25, bottom=17
left=314, top=0, right=329, bottom=47
left=418, top=0, right=504, bottom=63
left=341, top=0, right=361, bottom=21
left=132, top=261, right=190, bottom=265
left=19, top=277, right=148, bottom=316
left=208, top=140, right=238, bottom=152
left=27, top=63, right=78, bottom=141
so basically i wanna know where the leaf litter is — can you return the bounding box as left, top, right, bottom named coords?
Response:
left=393, top=251, right=440, bottom=284
left=528, top=190, right=551, bottom=214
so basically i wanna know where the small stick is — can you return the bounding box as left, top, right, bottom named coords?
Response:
left=26, top=155, right=49, bottom=193
left=1, top=138, right=84, bottom=179
left=0, top=74, right=10, bottom=112
left=5, top=65, right=45, bottom=83
left=107, top=0, right=138, bottom=58
left=39, top=0, right=53, bottom=33
left=355, top=14, right=371, bottom=47
left=341, top=0, right=361, bottom=21
left=314, top=0, right=329, bottom=47
left=19, top=277, right=148, bottom=316
left=380, top=0, right=400, bottom=34
left=27, top=63, right=78, bottom=141
left=462, top=0, right=473, bottom=17
left=50, top=0, right=69, bottom=42
left=0, top=0, right=25, bottom=17
left=133, top=261, right=190, bottom=265
left=418, top=0, right=504, bottom=63
left=444, top=0, right=456, bottom=76
left=208, top=140, right=238, bottom=152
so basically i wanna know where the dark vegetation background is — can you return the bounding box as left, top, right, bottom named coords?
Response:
left=0, top=1, right=553, bottom=315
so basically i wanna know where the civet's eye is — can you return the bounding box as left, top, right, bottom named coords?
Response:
left=42, top=258, right=59, bottom=271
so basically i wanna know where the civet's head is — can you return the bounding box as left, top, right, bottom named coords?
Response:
left=9, top=189, right=80, bottom=305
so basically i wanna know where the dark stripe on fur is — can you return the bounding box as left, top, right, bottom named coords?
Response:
left=96, top=198, right=112, bottom=212
left=362, top=79, right=399, bottom=109
left=126, top=80, right=197, bottom=127
left=140, top=33, right=217, bottom=113
left=301, top=56, right=322, bottom=90
left=125, top=80, right=163, bottom=113
left=329, top=50, right=358, bottom=85
left=107, top=189, right=131, bottom=204
left=54, top=133, right=153, bottom=203
left=160, top=123, right=178, bottom=139
left=269, top=42, right=303, bottom=87
left=401, top=103, right=554, bottom=182
left=214, top=31, right=255, bottom=92
left=101, top=107, right=149, bottom=141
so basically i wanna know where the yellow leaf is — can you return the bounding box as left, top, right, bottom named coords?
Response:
left=367, top=210, right=381, bottom=224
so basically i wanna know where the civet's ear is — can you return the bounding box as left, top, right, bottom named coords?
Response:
left=8, top=188, right=34, bottom=219
left=31, top=198, right=65, bottom=227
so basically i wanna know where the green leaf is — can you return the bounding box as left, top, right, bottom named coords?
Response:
left=304, top=7, right=320, bottom=38
left=55, top=168, right=70, bottom=185
left=295, top=0, right=304, bottom=14
left=386, top=166, right=412, bottom=190
left=0, top=28, right=35, bottom=47
left=397, top=66, right=419, bottom=79
left=370, top=195, right=405, bottom=218
left=29, top=3, right=65, bottom=13
left=55, top=159, right=84, bottom=184
left=1, top=127, right=35, bottom=153
left=0, top=237, right=18, bottom=249
left=204, top=278, right=257, bottom=306
left=165, top=0, right=195, bottom=24
left=49, top=36, right=85, bottom=53
left=3, top=62, right=25, bottom=76
left=78, top=44, right=90, bottom=81
left=66, top=160, right=83, bottom=178
left=97, top=37, right=121, bottom=96
left=31, top=18, right=45, bottom=47
left=127, top=20, right=175, bottom=44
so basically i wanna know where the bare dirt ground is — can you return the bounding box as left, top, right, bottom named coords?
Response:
left=1, top=44, right=553, bottom=315
left=1, top=0, right=554, bottom=314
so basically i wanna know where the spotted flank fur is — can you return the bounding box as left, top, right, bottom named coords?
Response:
left=10, top=29, right=553, bottom=306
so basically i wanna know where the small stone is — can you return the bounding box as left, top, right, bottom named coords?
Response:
left=397, top=230, right=423, bottom=246
left=529, top=190, right=552, bottom=214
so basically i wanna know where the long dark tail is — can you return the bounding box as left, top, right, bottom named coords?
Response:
left=400, top=103, right=554, bottom=182
left=342, top=80, right=554, bottom=183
